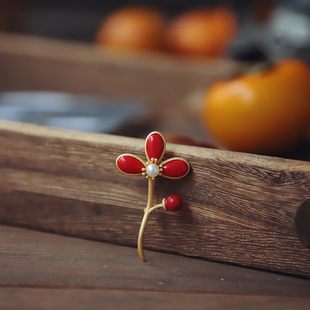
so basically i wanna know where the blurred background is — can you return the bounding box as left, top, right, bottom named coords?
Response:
left=3, top=0, right=310, bottom=61
left=1, top=0, right=310, bottom=159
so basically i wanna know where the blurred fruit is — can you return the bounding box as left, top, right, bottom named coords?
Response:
left=203, top=59, right=310, bottom=154
left=165, top=7, right=237, bottom=58
left=95, top=6, right=166, bottom=52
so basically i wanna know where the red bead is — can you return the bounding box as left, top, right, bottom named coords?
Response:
left=117, top=155, right=145, bottom=175
left=162, top=159, right=189, bottom=178
left=165, top=195, right=182, bottom=211
left=146, top=133, right=165, bottom=161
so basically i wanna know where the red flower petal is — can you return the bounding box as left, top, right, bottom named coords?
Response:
left=161, top=159, right=189, bottom=179
left=116, top=155, right=146, bottom=175
left=146, top=132, right=165, bottom=162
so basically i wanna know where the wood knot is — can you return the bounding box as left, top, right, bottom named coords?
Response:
left=271, top=172, right=285, bottom=185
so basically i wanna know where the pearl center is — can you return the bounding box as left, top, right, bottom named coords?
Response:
left=146, top=164, right=159, bottom=178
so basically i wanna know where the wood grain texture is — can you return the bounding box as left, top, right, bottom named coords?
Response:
left=1, top=225, right=310, bottom=298
left=0, top=121, right=310, bottom=277
left=1, top=288, right=310, bottom=310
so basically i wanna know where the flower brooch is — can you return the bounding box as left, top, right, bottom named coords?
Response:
left=116, top=131, right=190, bottom=261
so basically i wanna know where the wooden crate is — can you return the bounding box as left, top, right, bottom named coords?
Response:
left=0, top=32, right=241, bottom=139
left=0, top=33, right=309, bottom=278
left=0, top=33, right=239, bottom=109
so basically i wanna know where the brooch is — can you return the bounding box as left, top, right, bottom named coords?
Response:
left=116, top=131, right=190, bottom=261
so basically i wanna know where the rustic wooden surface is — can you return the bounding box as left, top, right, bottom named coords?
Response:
left=0, top=120, right=310, bottom=278
left=0, top=225, right=310, bottom=309
left=2, top=289, right=310, bottom=310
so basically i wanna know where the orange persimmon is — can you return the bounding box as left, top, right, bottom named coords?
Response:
left=95, top=6, right=166, bottom=52
left=165, top=7, right=237, bottom=58
left=203, top=59, right=310, bottom=154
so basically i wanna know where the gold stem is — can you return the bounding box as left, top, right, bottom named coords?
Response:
left=148, top=203, right=164, bottom=214
left=138, top=177, right=154, bottom=262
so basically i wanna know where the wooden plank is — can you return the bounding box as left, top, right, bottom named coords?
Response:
left=0, top=121, right=310, bottom=277
left=0, top=225, right=310, bottom=298
left=0, top=33, right=243, bottom=140
left=1, top=288, right=310, bottom=310
left=0, top=33, right=240, bottom=112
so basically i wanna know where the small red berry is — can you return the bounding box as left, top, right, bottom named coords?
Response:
left=165, top=195, right=183, bottom=211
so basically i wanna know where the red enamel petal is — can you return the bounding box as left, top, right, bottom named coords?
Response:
left=117, top=155, right=145, bottom=175
left=162, top=159, right=189, bottom=178
left=146, top=133, right=165, bottom=161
